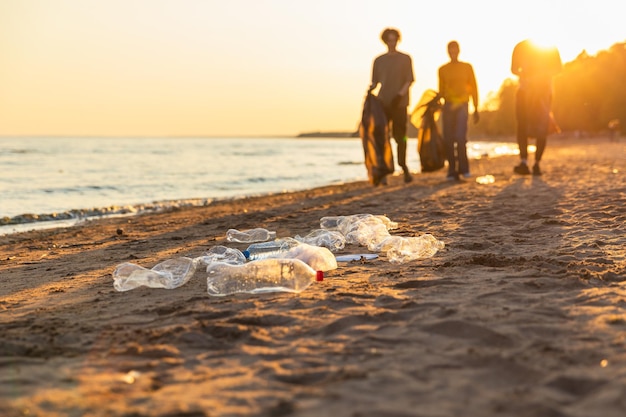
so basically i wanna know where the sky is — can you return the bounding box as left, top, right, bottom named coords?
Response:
left=0, top=0, right=624, bottom=137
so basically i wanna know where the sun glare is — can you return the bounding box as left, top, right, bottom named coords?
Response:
left=528, top=37, right=557, bottom=52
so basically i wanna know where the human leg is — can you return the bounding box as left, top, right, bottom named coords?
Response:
left=529, top=88, right=552, bottom=176
left=514, top=88, right=531, bottom=175
left=516, top=89, right=529, bottom=161
left=390, top=106, right=412, bottom=182
left=531, top=136, right=547, bottom=176
left=455, top=104, right=470, bottom=176
left=442, top=103, right=458, bottom=178
left=535, top=136, right=547, bottom=162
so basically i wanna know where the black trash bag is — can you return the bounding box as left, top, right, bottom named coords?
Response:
left=359, top=92, right=394, bottom=185
left=411, top=90, right=445, bottom=172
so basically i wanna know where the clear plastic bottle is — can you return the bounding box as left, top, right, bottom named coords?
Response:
left=376, top=234, right=445, bottom=264
left=320, top=214, right=398, bottom=232
left=279, top=243, right=338, bottom=271
left=294, top=229, right=346, bottom=252
left=197, top=245, right=246, bottom=267
left=113, top=257, right=198, bottom=291
left=243, top=237, right=300, bottom=260
left=206, top=258, right=324, bottom=296
left=226, top=228, right=276, bottom=243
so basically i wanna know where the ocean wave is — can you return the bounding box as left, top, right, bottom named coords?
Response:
left=0, top=198, right=214, bottom=227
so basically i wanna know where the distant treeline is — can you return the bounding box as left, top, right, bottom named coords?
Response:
left=470, top=42, right=626, bottom=137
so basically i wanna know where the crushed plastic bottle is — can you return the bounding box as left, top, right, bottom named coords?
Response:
left=226, top=228, right=276, bottom=243
left=375, top=234, right=445, bottom=264
left=345, top=217, right=392, bottom=249
left=206, top=258, right=323, bottom=296
left=320, top=214, right=398, bottom=232
left=279, top=243, right=338, bottom=271
left=322, top=214, right=394, bottom=249
left=198, top=245, right=246, bottom=266
left=294, top=229, right=346, bottom=252
left=320, top=214, right=398, bottom=248
left=113, top=257, right=198, bottom=291
left=320, top=214, right=444, bottom=264
left=243, top=237, right=300, bottom=260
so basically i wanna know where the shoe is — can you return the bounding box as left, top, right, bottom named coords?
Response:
left=513, top=163, right=531, bottom=175
left=446, top=174, right=458, bottom=181
left=462, top=172, right=472, bottom=179
left=380, top=176, right=388, bottom=186
left=403, top=171, right=413, bottom=183
left=532, top=164, right=542, bottom=176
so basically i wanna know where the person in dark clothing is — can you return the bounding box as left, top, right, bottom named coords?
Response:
left=369, top=28, right=415, bottom=183
left=511, top=39, right=562, bottom=176
left=438, top=41, right=479, bottom=181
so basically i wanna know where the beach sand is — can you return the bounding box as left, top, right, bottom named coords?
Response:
left=1, top=137, right=625, bottom=417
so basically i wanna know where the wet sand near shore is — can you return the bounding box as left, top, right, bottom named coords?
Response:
left=1, top=136, right=625, bottom=417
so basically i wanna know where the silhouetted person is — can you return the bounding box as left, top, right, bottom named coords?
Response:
left=511, top=39, right=562, bottom=176
left=370, top=27, right=415, bottom=183
left=438, top=41, right=479, bottom=181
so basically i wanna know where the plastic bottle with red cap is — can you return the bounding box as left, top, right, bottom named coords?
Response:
left=206, top=258, right=323, bottom=296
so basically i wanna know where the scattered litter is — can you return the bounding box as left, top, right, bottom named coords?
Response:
left=226, top=227, right=276, bottom=243
left=476, top=175, right=495, bottom=184
left=198, top=245, right=246, bottom=266
left=121, top=370, right=141, bottom=384
left=207, top=258, right=322, bottom=296
left=112, top=257, right=197, bottom=291
left=243, top=237, right=300, bottom=260
left=112, top=213, right=445, bottom=293
left=294, top=229, right=346, bottom=252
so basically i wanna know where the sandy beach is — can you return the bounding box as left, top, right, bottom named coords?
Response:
left=1, top=136, right=625, bottom=417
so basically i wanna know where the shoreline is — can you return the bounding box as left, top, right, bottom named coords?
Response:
left=1, top=136, right=624, bottom=416
left=0, top=138, right=525, bottom=235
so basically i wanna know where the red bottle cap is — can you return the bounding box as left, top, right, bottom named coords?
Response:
left=316, top=271, right=324, bottom=281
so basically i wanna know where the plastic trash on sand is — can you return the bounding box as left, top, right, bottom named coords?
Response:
left=320, top=214, right=398, bottom=250
left=294, top=229, right=346, bottom=252
left=243, top=237, right=301, bottom=261
left=322, top=214, right=394, bottom=249
left=320, top=213, right=444, bottom=263
left=374, top=234, right=445, bottom=264
left=475, top=175, right=495, bottom=184
left=206, top=258, right=323, bottom=296
left=198, top=245, right=246, bottom=266
left=242, top=238, right=336, bottom=271
left=278, top=243, right=338, bottom=271
left=226, top=227, right=276, bottom=243
left=244, top=241, right=337, bottom=272
left=113, top=257, right=198, bottom=291
left=320, top=214, right=398, bottom=232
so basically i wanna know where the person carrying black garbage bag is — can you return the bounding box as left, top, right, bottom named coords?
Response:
left=369, top=27, right=415, bottom=183
left=359, top=91, right=395, bottom=186
left=511, top=39, right=562, bottom=176
left=411, top=89, right=446, bottom=173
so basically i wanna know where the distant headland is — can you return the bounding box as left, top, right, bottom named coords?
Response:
left=296, top=131, right=359, bottom=138
left=297, top=123, right=418, bottom=138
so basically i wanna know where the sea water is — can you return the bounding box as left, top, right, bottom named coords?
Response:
left=0, top=136, right=519, bottom=235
